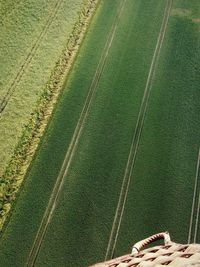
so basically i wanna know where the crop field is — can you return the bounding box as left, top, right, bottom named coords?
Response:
left=0, top=0, right=85, bottom=175
left=0, top=0, right=200, bottom=267
left=114, top=0, right=200, bottom=256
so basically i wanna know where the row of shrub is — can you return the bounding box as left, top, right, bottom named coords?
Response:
left=0, top=0, right=99, bottom=230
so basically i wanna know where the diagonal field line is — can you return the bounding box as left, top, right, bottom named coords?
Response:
left=0, top=0, right=63, bottom=117
left=194, top=191, right=200, bottom=243
left=105, top=0, right=172, bottom=260
left=188, top=148, right=200, bottom=243
left=26, top=0, right=127, bottom=266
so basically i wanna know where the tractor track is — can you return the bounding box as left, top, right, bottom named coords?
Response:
left=26, top=0, right=127, bottom=265
left=105, top=0, right=172, bottom=260
left=194, top=191, right=200, bottom=243
left=188, top=148, right=200, bottom=243
left=0, top=0, right=63, bottom=117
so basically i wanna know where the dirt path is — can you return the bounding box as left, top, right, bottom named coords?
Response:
left=104, top=0, right=172, bottom=260
left=0, top=0, right=63, bottom=116
left=188, top=148, right=200, bottom=243
left=26, top=0, right=127, bottom=266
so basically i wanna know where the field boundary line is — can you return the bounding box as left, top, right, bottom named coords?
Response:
left=188, top=148, right=200, bottom=243
left=26, top=0, right=127, bottom=266
left=105, top=0, right=172, bottom=260
left=0, top=0, right=63, bottom=117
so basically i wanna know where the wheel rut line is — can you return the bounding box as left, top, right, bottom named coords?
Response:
left=0, top=0, right=63, bottom=117
left=194, top=191, right=200, bottom=243
left=105, top=0, right=172, bottom=260
left=26, top=0, right=127, bottom=266
left=188, top=148, right=200, bottom=243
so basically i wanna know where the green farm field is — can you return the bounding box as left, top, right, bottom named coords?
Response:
left=0, top=0, right=200, bottom=267
left=115, top=0, right=200, bottom=256
left=0, top=0, right=87, bottom=175
left=0, top=0, right=128, bottom=265
left=0, top=0, right=98, bottom=229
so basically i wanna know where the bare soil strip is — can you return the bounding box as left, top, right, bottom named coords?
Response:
left=0, top=0, right=63, bottom=116
left=26, top=1, right=127, bottom=266
left=105, top=0, right=172, bottom=260
left=188, top=148, right=200, bottom=243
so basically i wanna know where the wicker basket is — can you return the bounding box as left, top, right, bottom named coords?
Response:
left=89, top=232, right=200, bottom=267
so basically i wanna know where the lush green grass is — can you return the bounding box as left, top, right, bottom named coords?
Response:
left=34, top=1, right=166, bottom=266
left=114, top=0, right=200, bottom=256
left=0, top=0, right=84, bottom=174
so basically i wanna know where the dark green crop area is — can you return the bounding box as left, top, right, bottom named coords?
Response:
left=0, top=0, right=200, bottom=267
left=35, top=1, right=166, bottom=266
left=115, top=0, right=200, bottom=256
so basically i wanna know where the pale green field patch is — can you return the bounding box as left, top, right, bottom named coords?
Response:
left=0, top=0, right=85, bottom=175
left=192, top=18, right=200, bottom=23
left=171, top=8, right=192, bottom=18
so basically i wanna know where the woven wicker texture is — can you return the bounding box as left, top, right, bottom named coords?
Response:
left=89, top=233, right=200, bottom=267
